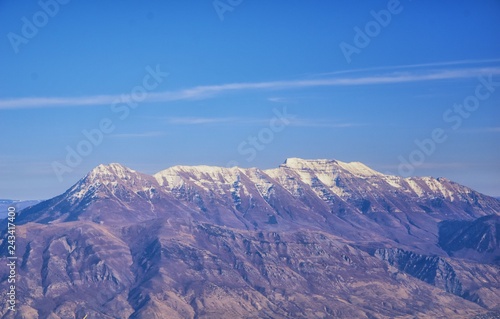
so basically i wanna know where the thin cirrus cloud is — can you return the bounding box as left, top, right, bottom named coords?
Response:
left=1, top=65, right=500, bottom=110
left=310, top=58, right=500, bottom=77
left=288, top=118, right=362, bottom=128
left=110, top=131, right=167, bottom=138
left=165, top=116, right=275, bottom=126
left=378, top=162, right=469, bottom=172
left=267, top=97, right=294, bottom=103
left=165, top=116, right=359, bottom=128
left=165, top=117, right=243, bottom=125
left=458, top=127, right=500, bottom=134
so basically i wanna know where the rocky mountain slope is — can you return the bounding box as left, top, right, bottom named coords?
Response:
left=1, top=158, right=499, bottom=318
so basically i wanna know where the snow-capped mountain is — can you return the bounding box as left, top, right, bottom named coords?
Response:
left=15, top=158, right=500, bottom=258
left=2, top=158, right=499, bottom=318
left=18, top=158, right=499, bottom=244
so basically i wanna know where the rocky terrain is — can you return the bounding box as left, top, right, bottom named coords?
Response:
left=1, top=158, right=499, bottom=318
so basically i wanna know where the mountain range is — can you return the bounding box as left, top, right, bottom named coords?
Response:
left=1, top=158, right=499, bottom=318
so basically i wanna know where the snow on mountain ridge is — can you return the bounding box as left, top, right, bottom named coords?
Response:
left=88, top=158, right=404, bottom=186
left=67, top=163, right=157, bottom=203
left=75, top=159, right=499, bottom=212
left=337, top=161, right=382, bottom=177
left=273, top=158, right=387, bottom=198
left=87, top=163, right=137, bottom=182
left=281, top=157, right=382, bottom=177
left=80, top=160, right=463, bottom=201
left=154, top=165, right=244, bottom=190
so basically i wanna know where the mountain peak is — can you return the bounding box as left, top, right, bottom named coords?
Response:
left=154, top=164, right=243, bottom=188
left=281, top=157, right=381, bottom=177
left=283, top=157, right=337, bottom=166
left=86, top=163, right=136, bottom=182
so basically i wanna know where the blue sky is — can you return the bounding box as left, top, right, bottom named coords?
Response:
left=1, top=0, right=499, bottom=200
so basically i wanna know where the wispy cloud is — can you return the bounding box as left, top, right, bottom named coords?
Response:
left=165, top=116, right=359, bottom=128
left=0, top=95, right=121, bottom=110
left=165, top=117, right=244, bottom=125
left=110, top=131, right=166, bottom=138
left=412, top=162, right=469, bottom=170
left=165, top=116, right=282, bottom=126
left=1, top=64, right=500, bottom=110
left=378, top=162, right=469, bottom=172
left=310, top=58, right=500, bottom=77
left=288, top=118, right=362, bottom=128
left=148, top=67, right=500, bottom=102
left=0, top=159, right=58, bottom=176
left=267, top=97, right=297, bottom=103
left=459, top=127, right=500, bottom=133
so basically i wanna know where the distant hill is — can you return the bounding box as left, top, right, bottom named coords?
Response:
left=0, top=199, right=42, bottom=219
